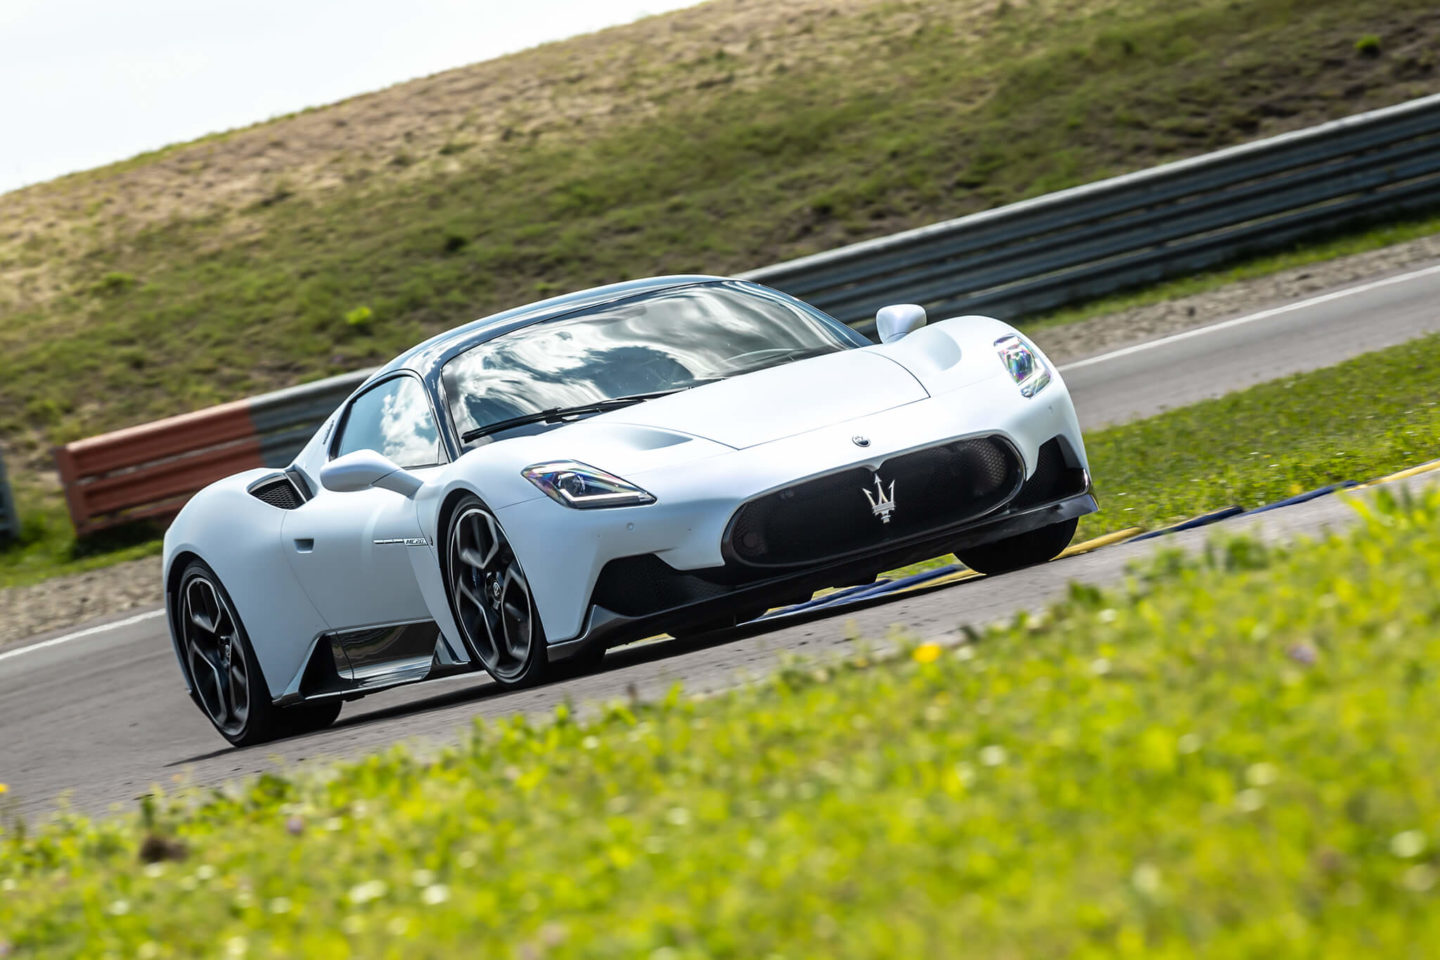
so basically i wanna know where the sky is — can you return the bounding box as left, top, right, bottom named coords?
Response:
left=0, top=0, right=700, bottom=195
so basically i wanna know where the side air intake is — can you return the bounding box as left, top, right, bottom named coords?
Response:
left=248, top=473, right=307, bottom=510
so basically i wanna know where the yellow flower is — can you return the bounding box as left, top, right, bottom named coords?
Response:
left=912, top=643, right=942, bottom=664
left=0, top=783, right=8, bottom=795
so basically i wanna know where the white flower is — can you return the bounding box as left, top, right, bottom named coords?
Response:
left=1131, top=863, right=1162, bottom=896
left=268, top=897, right=292, bottom=914
left=410, top=869, right=435, bottom=887
left=422, top=884, right=451, bottom=906
left=106, top=899, right=131, bottom=916
left=1245, top=763, right=1278, bottom=787
left=1391, top=830, right=1427, bottom=859
left=979, top=745, right=1007, bottom=767
left=348, top=879, right=389, bottom=905
left=1235, top=789, right=1265, bottom=812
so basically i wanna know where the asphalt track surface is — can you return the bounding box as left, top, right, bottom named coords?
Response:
left=3, top=262, right=1440, bottom=819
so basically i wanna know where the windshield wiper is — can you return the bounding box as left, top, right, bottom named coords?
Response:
left=461, top=384, right=717, bottom=443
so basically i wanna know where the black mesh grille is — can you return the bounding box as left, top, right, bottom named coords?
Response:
left=726, top=436, right=1022, bottom=567
left=1011, top=438, right=1088, bottom=510
left=250, top=476, right=305, bottom=510
left=592, top=555, right=732, bottom=618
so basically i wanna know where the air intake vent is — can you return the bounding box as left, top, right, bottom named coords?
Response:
left=249, top=474, right=305, bottom=510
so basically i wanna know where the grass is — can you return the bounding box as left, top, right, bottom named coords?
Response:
left=3, top=326, right=1439, bottom=590
left=1077, top=329, right=1440, bottom=540
left=5, top=487, right=1440, bottom=956
left=0, top=0, right=1436, bottom=479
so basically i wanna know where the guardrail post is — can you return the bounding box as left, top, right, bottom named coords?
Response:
left=0, top=447, right=17, bottom=545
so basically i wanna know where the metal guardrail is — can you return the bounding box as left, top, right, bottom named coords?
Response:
left=52, top=93, right=1440, bottom=535
left=0, top=448, right=17, bottom=544
left=741, top=92, right=1440, bottom=331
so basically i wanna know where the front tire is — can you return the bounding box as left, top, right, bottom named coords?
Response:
left=446, top=496, right=550, bottom=688
left=177, top=560, right=341, bottom=746
left=954, top=517, right=1078, bottom=576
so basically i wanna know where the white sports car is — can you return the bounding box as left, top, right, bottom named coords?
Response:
left=164, top=277, right=1095, bottom=744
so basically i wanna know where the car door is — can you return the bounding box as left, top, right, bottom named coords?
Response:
left=282, top=374, right=441, bottom=632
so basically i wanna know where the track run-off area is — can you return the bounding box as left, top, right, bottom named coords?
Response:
left=3, top=261, right=1440, bottom=819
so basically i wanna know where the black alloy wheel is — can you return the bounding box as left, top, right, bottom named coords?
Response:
left=447, top=497, right=549, bottom=687
left=178, top=560, right=340, bottom=746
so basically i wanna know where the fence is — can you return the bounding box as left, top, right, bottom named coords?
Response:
left=742, top=92, right=1440, bottom=332
left=0, top=449, right=16, bottom=544
left=52, top=93, right=1440, bottom=535
left=54, top=372, right=369, bottom=536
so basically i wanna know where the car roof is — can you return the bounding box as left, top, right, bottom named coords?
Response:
left=367, top=274, right=732, bottom=385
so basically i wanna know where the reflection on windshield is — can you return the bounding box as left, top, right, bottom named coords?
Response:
left=443, top=283, right=861, bottom=441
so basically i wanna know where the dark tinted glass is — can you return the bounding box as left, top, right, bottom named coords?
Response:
left=443, top=282, right=864, bottom=441
left=335, top=376, right=441, bottom=468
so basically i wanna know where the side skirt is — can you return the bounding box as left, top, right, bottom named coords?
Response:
left=273, top=619, right=477, bottom=705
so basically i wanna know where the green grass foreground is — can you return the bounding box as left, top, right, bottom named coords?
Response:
left=5, top=489, right=1440, bottom=957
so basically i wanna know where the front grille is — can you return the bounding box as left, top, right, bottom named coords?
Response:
left=249, top=475, right=305, bottom=510
left=726, top=435, right=1022, bottom=567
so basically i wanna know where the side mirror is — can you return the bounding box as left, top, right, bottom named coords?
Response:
left=875, top=304, right=927, bottom=343
left=319, top=449, right=423, bottom=498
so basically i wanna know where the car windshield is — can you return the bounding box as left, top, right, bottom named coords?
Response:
left=442, top=282, right=865, bottom=443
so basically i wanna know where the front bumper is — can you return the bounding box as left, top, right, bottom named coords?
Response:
left=547, top=479, right=1096, bottom=661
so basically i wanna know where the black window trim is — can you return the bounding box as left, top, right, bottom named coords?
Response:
left=328, top=370, right=450, bottom=467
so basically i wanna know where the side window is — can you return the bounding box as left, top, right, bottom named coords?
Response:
left=334, top=377, right=442, bottom=469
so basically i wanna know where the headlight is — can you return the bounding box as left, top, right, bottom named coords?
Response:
left=521, top=461, right=656, bottom=508
left=994, top=334, right=1052, bottom=398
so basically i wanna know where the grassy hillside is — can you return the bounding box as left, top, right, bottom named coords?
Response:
left=1, top=0, right=1438, bottom=568
left=5, top=488, right=1440, bottom=956
left=3, top=0, right=1438, bottom=453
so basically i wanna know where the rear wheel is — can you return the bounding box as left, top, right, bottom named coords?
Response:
left=178, top=561, right=341, bottom=746
left=446, top=496, right=549, bottom=688
left=954, top=517, right=1078, bottom=576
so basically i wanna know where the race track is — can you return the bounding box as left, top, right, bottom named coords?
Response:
left=3, top=262, right=1439, bottom=819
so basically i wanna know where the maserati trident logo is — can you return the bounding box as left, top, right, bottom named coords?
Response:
left=863, top=474, right=897, bottom=524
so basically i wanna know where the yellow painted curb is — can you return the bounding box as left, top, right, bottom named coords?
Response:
left=1057, top=526, right=1145, bottom=558
left=1351, top=459, right=1440, bottom=491
left=896, top=569, right=981, bottom=593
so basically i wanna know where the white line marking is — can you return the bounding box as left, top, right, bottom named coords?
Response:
left=1058, top=262, right=1440, bottom=373
left=0, top=608, right=165, bottom=664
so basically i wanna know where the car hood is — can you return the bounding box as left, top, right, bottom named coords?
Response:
left=601, top=349, right=929, bottom=449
